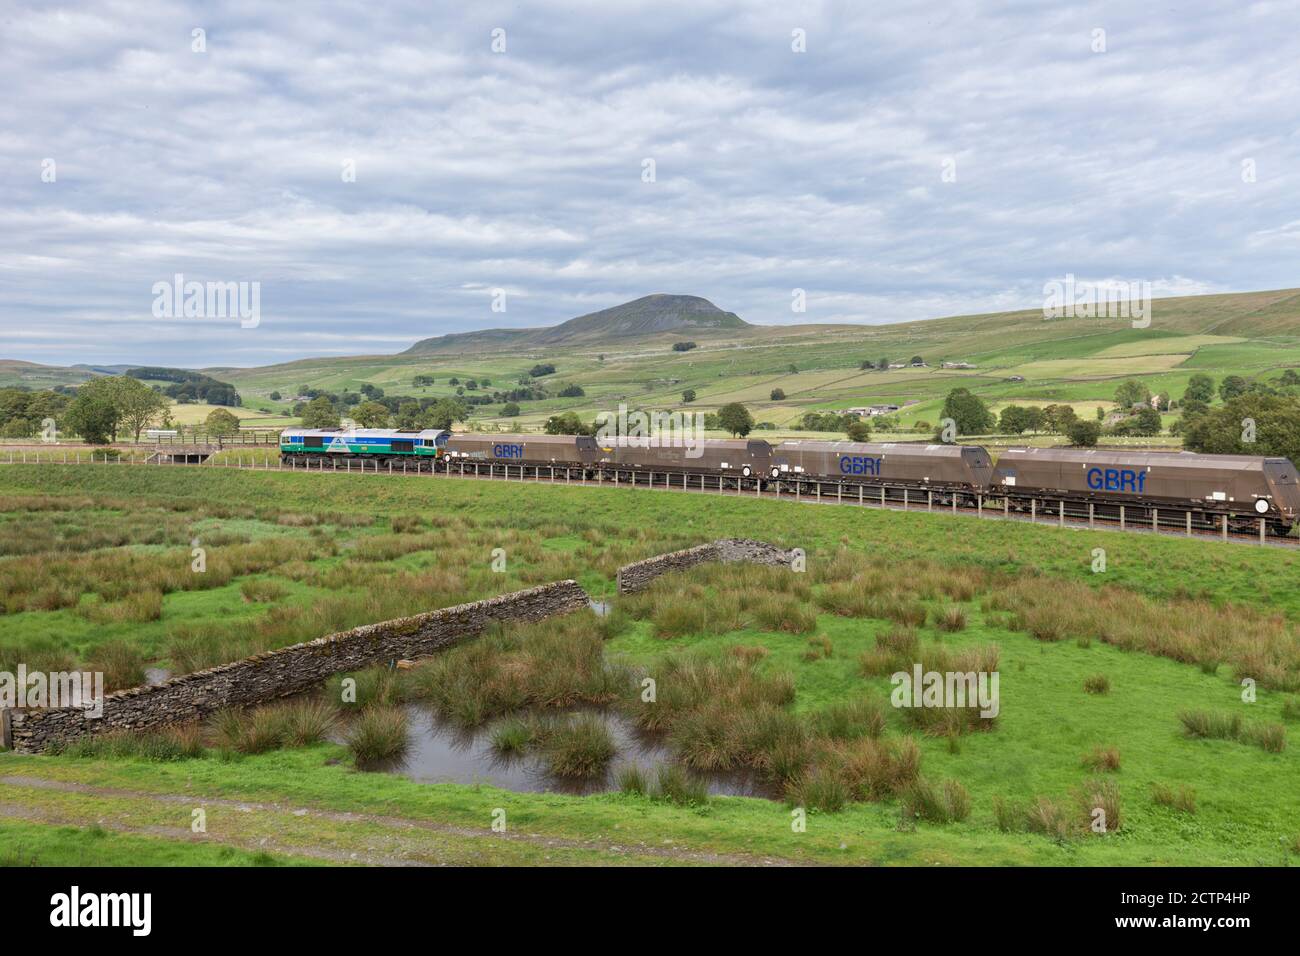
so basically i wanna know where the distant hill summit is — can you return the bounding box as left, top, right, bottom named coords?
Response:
left=403, top=294, right=749, bottom=354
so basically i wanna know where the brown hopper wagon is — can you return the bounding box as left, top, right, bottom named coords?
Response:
left=442, top=433, right=600, bottom=469
left=771, top=441, right=993, bottom=494
left=993, top=448, right=1300, bottom=532
left=603, top=438, right=774, bottom=478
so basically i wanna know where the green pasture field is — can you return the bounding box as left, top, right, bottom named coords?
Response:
left=0, top=465, right=1297, bottom=866
left=8, top=289, right=1300, bottom=447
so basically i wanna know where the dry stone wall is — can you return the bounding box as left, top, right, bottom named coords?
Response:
left=616, top=538, right=794, bottom=594
left=6, top=580, right=589, bottom=754
left=6, top=538, right=797, bottom=753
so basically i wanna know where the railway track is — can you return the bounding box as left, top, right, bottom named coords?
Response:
left=3, top=448, right=1296, bottom=550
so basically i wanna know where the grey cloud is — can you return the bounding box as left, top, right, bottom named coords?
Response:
left=2, top=0, right=1298, bottom=365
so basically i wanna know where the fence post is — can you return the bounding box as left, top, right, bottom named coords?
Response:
left=1119, top=505, right=1125, bottom=531
left=1185, top=511, right=1191, bottom=536
left=1260, top=517, right=1266, bottom=545
left=1153, top=508, right=1158, bottom=533
left=1059, top=501, right=1064, bottom=527
left=1030, top=499, right=1036, bottom=523
left=1222, top=514, right=1228, bottom=542
left=903, top=488, right=908, bottom=510
left=928, top=490, right=933, bottom=512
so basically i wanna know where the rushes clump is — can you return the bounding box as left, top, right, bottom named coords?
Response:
left=239, top=578, right=288, bottom=603
left=86, top=640, right=147, bottom=692
left=652, top=763, right=709, bottom=806
left=281, top=698, right=339, bottom=747
left=1024, top=796, right=1075, bottom=841
left=936, top=605, right=968, bottom=632
left=616, top=763, right=650, bottom=796
left=1281, top=696, right=1300, bottom=722
left=1242, top=722, right=1287, bottom=753
left=1083, top=673, right=1111, bottom=695
left=1151, top=782, right=1197, bottom=813
left=407, top=616, right=632, bottom=726
left=346, top=706, right=410, bottom=765
left=1178, top=709, right=1242, bottom=740
left=1081, top=745, right=1121, bottom=772
left=902, top=777, right=971, bottom=824
left=750, top=593, right=818, bottom=634
left=1177, top=710, right=1285, bottom=752
left=788, top=765, right=850, bottom=813
left=207, top=698, right=340, bottom=754
left=60, top=725, right=204, bottom=761
left=537, top=713, right=617, bottom=778
left=1080, top=778, right=1122, bottom=833
left=812, top=697, right=887, bottom=741
left=490, top=717, right=534, bottom=755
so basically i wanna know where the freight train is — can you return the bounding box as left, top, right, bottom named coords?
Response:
left=279, top=428, right=1300, bottom=534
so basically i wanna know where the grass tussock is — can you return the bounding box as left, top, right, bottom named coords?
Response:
left=405, top=615, right=633, bottom=727
left=209, top=698, right=339, bottom=754
left=1079, top=778, right=1122, bottom=833
left=1176, top=709, right=1285, bottom=751
left=58, top=724, right=205, bottom=761
left=1083, top=673, right=1111, bottom=695
left=1151, top=782, right=1197, bottom=813
left=1081, top=745, right=1121, bottom=772
left=791, top=736, right=922, bottom=809
left=532, top=713, right=617, bottom=778
left=901, top=777, right=971, bottom=824
left=935, top=605, right=968, bottom=632
left=995, top=572, right=1300, bottom=691
left=1281, top=696, right=1300, bottom=722
left=85, top=640, right=147, bottom=692
left=239, top=578, right=288, bottom=603
left=811, top=697, right=888, bottom=741
left=345, top=706, right=410, bottom=765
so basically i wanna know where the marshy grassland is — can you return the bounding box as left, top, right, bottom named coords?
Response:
left=0, top=463, right=1298, bottom=866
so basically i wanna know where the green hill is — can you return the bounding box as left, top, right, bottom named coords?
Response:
left=403, top=293, right=750, bottom=354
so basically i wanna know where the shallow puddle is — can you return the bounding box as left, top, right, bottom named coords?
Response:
left=362, top=705, right=774, bottom=798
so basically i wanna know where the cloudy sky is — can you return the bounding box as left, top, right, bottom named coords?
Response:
left=3, top=1, right=1299, bottom=367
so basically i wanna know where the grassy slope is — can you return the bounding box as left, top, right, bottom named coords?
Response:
left=0, top=466, right=1297, bottom=866
left=7, top=288, right=1300, bottom=444
left=206, top=287, right=1300, bottom=438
